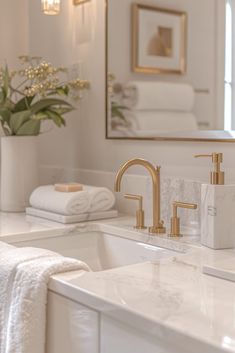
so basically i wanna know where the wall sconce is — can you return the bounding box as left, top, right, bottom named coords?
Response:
left=41, top=0, right=61, bottom=15
left=73, top=0, right=91, bottom=5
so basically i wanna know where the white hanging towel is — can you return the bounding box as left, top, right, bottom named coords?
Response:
left=0, top=245, right=90, bottom=353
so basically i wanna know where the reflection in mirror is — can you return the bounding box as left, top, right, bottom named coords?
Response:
left=106, top=0, right=232, bottom=140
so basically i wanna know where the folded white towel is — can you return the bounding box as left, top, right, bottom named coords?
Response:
left=30, top=185, right=115, bottom=215
left=124, top=81, right=195, bottom=112
left=30, top=185, right=91, bottom=215
left=0, top=245, right=90, bottom=353
left=130, top=111, right=198, bottom=132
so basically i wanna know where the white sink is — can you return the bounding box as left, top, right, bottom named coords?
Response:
left=13, top=231, right=176, bottom=271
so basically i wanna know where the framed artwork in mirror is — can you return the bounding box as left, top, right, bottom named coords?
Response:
left=132, top=4, right=187, bottom=74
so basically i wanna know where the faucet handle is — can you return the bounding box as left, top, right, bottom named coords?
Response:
left=169, top=201, right=197, bottom=237
left=124, top=194, right=147, bottom=230
left=194, top=152, right=223, bottom=162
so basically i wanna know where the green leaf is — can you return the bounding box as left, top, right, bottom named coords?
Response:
left=2, top=125, right=11, bottom=136
left=112, top=103, right=130, bottom=111
left=32, top=107, right=71, bottom=124
left=3, top=98, right=14, bottom=111
left=112, top=107, right=126, bottom=121
left=115, top=105, right=129, bottom=110
left=30, top=98, right=73, bottom=114
left=9, top=110, right=31, bottom=135
left=44, top=109, right=66, bottom=127
left=2, top=87, right=7, bottom=102
left=0, top=108, right=11, bottom=124
left=56, top=86, right=69, bottom=96
left=51, top=106, right=73, bottom=115
left=2, top=65, right=10, bottom=99
left=16, top=119, right=40, bottom=136
left=0, top=91, right=5, bottom=104
left=33, top=112, right=48, bottom=121
left=13, top=96, right=35, bottom=112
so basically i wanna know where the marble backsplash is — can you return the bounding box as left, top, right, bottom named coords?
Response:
left=161, top=178, right=201, bottom=230
left=40, top=165, right=202, bottom=230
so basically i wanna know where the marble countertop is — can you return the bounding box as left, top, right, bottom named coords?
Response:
left=0, top=211, right=85, bottom=243
left=51, top=248, right=235, bottom=353
left=49, top=220, right=235, bottom=353
left=1, top=212, right=235, bottom=352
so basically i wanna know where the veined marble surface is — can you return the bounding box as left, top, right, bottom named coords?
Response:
left=201, top=184, right=235, bottom=249
left=50, top=245, right=235, bottom=353
left=0, top=212, right=74, bottom=242
left=0, top=212, right=199, bottom=253
left=2, top=212, right=235, bottom=352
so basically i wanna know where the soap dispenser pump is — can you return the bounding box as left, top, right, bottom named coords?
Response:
left=194, top=152, right=224, bottom=185
left=195, top=152, right=235, bottom=249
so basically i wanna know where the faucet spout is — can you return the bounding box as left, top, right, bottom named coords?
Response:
left=114, top=158, right=165, bottom=234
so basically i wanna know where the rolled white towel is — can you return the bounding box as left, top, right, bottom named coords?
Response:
left=83, top=185, right=116, bottom=213
left=29, top=185, right=91, bottom=215
left=30, top=185, right=116, bottom=215
left=124, top=81, right=195, bottom=112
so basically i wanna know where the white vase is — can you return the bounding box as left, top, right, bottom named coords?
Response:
left=1, top=136, right=39, bottom=212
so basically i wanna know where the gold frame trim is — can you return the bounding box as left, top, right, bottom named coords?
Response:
left=73, top=0, right=90, bottom=5
left=105, top=0, right=235, bottom=143
left=105, top=135, right=235, bottom=143
left=132, top=4, right=187, bottom=75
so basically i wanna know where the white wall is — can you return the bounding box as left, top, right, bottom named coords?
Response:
left=28, top=0, right=92, bottom=169
left=0, top=0, right=29, bottom=67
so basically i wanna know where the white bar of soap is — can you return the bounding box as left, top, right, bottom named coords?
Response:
left=54, top=183, right=83, bottom=192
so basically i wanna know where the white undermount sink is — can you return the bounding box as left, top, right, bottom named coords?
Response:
left=13, top=231, right=177, bottom=271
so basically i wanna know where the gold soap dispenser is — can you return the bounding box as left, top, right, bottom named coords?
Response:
left=194, top=152, right=235, bottom=249
left=194, top=152, right=224, bottom=185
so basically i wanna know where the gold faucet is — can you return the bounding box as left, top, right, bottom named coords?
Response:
left=114, top=158, right=166, bottom=234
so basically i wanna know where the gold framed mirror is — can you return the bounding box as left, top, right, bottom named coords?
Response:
left=105, top=0, right=235, bottom=142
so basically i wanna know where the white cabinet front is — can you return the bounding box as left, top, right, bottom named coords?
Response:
left=46, top=291, right=99, bottom=353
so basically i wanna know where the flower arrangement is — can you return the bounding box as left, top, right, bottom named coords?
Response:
left=0, top=56, right=90, bottom=136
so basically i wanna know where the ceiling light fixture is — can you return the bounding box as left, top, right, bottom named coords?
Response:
left=73, top=0, right=91, bottom=5
left=42, top=0, right=61, bottom=15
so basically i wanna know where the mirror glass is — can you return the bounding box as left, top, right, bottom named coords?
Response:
left=106, top=0, right=232, bottom=141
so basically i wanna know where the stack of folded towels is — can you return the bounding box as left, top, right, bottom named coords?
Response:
left=26, top=184, right=117, bottom=224
left=123, top=81, right=198, bottom=134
